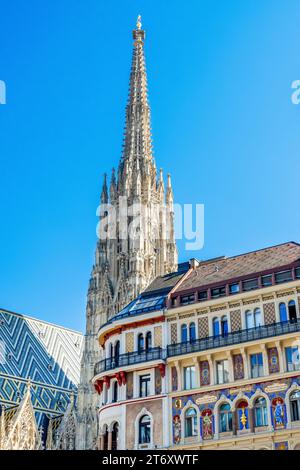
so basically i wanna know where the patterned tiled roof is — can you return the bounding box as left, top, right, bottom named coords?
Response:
left=0, top=308, right=83, bottom=429
left=176, top=242, right=300, bottom=292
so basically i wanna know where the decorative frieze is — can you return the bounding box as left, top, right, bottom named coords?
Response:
left=276, top=290, right=295, bottom=298
left=243, top=298, right=260, bottom=305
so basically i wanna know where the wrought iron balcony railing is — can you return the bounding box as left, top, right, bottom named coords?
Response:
left=167, top=319, right=300, bottom=358
left=94, top=320, right=300, bottom=376
left=94, top=346, right=165, bottom=375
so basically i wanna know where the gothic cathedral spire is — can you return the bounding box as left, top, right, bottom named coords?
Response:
left=76, top=17, right=178, bottom=450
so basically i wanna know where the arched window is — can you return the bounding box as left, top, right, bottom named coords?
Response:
left=181, top=324, right=188, bottom=343
left=103, top=425, right=108, bottom=450
left=138, top=333, right=144, bottom=353
left=145, top=332, right=152, bottom=351
left=115, top=340, right=120, bottom=366
left=290, top=391, right=300, bottom=422
left=254, top=308, right=262, bottom=327
left=213, top=318, right=220, bottom=337
left=185, top=408, right=197, bottom=437
left=219, top=403, right=232, bottom=433
left=139, top=415, right=151, bottom=444
left=288, top=300, right=297, bottom=323
left=254, top=397, right=268, bottom=427
left=109, top=343, right=114, bottom=359
left=245, top=310, right=254, bottom=329
left=112, top=381, right=118, bottom=403
left=111, top=422, right=119, bottom=451
left=279, top=303, right=288, bottom=322
left=221, top=316, right=228, bottom=336
left=189, top=323, right=196, bottom=342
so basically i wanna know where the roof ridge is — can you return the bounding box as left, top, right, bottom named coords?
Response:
left=195, top=241, right=300, bottom=267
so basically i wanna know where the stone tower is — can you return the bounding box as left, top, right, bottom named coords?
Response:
left=76, top=16, right=178, bottom=449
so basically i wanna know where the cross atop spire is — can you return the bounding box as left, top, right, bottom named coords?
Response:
left=136, top=15, right=142, bottom=30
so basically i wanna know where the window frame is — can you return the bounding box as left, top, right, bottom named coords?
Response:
left=184, top=365, right=196, bottom=390
left=254, top=397, right=268, bottom=427
left=139, top=374, right=151, bottom=398
left=138, top=414, right=151, bottom=445
left=184, top=407, right=198, bottom=438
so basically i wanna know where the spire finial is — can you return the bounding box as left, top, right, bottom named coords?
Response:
left=101, top=173, right=108, bottom=204
left=27, top=378, right=31, bottom=390
left=137, top=15, right=142, bottom=30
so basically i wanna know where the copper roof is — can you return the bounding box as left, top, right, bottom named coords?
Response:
left=174, top=242, right=300, bottom=293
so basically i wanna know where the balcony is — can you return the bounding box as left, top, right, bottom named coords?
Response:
left=94, top=347, right=165, bottom=375
left=167, top=319, right=300, bottom=358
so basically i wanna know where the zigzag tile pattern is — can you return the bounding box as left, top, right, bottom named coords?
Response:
left=0, top=308, right=83, bottom=427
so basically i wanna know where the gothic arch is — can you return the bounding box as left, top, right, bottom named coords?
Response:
left=249, top=388, right=272, bottom=430
left=213, top=395, right=232, bottom=436
left=134, top=407, right=154, bottom=449
left=181, top=399, right=200, bottom=440
left=231, top=392, right=250, bottom=411
left=286, top=382, right=300, bottom=427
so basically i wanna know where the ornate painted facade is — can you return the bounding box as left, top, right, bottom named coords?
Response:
left=92, top=242, right=300, bottom=450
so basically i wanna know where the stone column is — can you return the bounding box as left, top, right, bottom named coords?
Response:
left=276, top=341, right=284, bottom=373
left=260, top=344, right=269, bottom=377
left=207, top=354, right=215, bottom=385
left=99, top=434, right=104, bottom=451
left=193, top=357, right=200, bottom=388
left=108, top=431, right=113, bottom=451
left=232, top=409, right=237, bottom=435
left=248, top=406, right=255, bottom=433
left=175, top=361, right=182, bottom=391
left=241, top=347, right=249, bottom=379
left=226, top=351, right=234, bottom=383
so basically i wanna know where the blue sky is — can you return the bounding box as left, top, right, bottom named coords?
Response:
left=0, top=0, right=300, bottom=332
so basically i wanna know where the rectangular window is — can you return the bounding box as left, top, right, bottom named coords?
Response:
left=198, top=290, right=208, bottom=301
left=250, top=353, right=264, bottom=378
left=184, top=366, right=196, bottom=390
left=216, top=360, right=229, bottom=384
left=295, top=268, right=300, bottom=279
left=275, top=270, right=293, bottom=284
left=285, top=347, right=300, bottom=372
left=139, top=374, right=151, bottom=398
left=261, top=275, right=272, bottom=287
left=211, top=286, right=226, bottom=299
left=229, top=283, right=240, bottom=295
left=171, top=297, right=177, bottom=307
left=242, top=278, right=259, bottom=291
left=180, top=294, right=195, bottom=305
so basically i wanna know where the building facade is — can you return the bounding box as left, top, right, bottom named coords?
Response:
left=2, top=18, right=298, bottom=452
left=92, top=242, right=300, bottom=450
